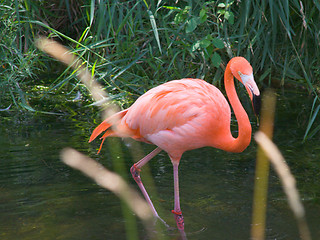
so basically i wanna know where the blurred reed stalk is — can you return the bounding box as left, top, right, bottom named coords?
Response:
left=36, top=37, right=162, bottom=240
left=60, top=147, right=153, bottom=222
left=251, top=89, right=311, bottom=240
left=251, top=89, right=276, bottom=240
left=35, top=37, right=117, bottom=118
left=254, top=132, right=311, bottom=240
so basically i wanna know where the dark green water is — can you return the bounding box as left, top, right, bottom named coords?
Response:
left=1, top=90, right=320, bottom=240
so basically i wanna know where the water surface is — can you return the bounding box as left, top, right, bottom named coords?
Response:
left=1, top=90, right=319, bottom=239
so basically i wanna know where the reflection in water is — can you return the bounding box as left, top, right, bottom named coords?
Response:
left=0, top=91, right=320, bottom=239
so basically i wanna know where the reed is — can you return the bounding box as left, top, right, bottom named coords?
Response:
left=251, top=90, right=311, bottom=240
left=254, top=132, right=311, bottom=240
left=37, top=37, right=167, bottom=239
left=251, top=90, right=276, bottom=240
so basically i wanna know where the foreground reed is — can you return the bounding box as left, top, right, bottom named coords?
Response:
left=251, top=90, right=311, bottom=240
left=36, top=37, right=165, bottom=240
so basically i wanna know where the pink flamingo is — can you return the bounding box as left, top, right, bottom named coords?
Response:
left=89, top=57, right=260, bottom=231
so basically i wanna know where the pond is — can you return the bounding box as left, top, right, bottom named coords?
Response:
left=0, top=89, right=319, bottom=240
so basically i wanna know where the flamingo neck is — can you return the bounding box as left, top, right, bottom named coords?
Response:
left=223, top=66, right=252, bottom=153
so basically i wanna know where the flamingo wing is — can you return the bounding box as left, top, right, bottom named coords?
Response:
left=122, top=79, right=231, bottom=158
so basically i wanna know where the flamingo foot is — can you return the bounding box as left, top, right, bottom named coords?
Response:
left=172, top=210, right=184, bottom=230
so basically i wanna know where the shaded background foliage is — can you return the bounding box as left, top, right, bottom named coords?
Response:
left=0, top=0, right=320, bottom=140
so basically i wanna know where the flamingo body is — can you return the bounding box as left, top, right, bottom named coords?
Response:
left=128, top=79, right=231, bottom=158
left=89, top=57, right=261, bottom=231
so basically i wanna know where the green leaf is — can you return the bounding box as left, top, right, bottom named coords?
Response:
left=218, top=3, right=226, bottom=8
left=204, top=45, right=214, bottom=61
left=174, top=6, right=192, bottom=24
left=200, top=8, right=206, bottom=18
left=186, top=17, right=199, bottom=33
left=174, top=12, right=185, bottom=24
left=191, top=41, right=201, bottom=52
left=183, top=6, right=192, bottom=12
left=212, top=38, right=224, bottom=49
left=217, top=9, right=225, bottom=15
left=199, top=8, right=207, bottom=23
left=225, top=11, right=234, bottom=24
left=205, top=34, right=213, bottom=41
left=162, top=6, right=181, bottom=11
left=200, top=39, right=211, bottom=48
left=212, top=52, right=221, bottom=68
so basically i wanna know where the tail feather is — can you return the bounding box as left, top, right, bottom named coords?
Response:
left=89, top=121, right=111, bottom=143
left=97, top=130, right=114, bottom=153
left=89, top=110, right=128, bottom=152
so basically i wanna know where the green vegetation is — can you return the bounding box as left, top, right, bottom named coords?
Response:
left=1, top=0, right=320, bottom=137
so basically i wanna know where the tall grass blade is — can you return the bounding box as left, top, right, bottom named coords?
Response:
left=111, top=51, right=148, bottom=81
left=89, top=0, right=95, bottom=27
left=147, top=9, right=162, bottom=54
left=115, top=1, right=141, bottom=36
left=14, top=0, right=22, bottom=51
left=303, top=96, right=320, bottom=142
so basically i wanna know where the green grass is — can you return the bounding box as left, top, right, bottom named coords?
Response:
left=1, top=0, right=320, bottom=136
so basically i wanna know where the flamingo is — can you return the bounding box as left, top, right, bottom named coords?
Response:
left=89, top=57, right=260, bottom=231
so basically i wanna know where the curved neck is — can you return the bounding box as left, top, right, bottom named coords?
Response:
left=223, top=66, right=252, bottom=152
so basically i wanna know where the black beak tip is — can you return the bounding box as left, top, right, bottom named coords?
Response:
left=253, top=94, right=261, bottom=116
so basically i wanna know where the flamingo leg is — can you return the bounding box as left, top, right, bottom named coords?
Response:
left=130, top=147, right=168, bottom=226
left=172, top=161, right=184, bottom=230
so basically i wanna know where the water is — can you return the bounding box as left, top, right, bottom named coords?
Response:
left=0, top=90, right=319, bottom=240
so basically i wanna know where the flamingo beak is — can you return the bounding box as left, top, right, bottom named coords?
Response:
left=239, top=73, right=261, bottom=116
left=252, top=92, right=261, bottom=116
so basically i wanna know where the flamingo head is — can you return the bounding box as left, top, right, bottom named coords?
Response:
left=229, top=57, right=261, bottom=116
